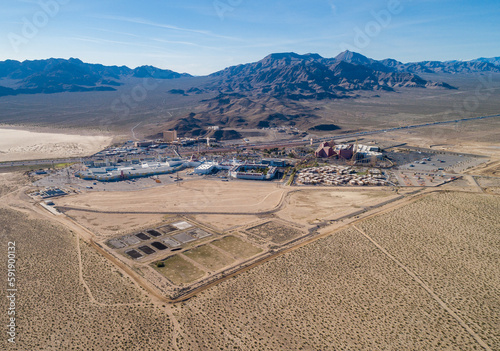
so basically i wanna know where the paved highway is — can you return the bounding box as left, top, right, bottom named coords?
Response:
left=1, top=113, right=498, bottom=169
left=236, top=113, right=500, bottom=150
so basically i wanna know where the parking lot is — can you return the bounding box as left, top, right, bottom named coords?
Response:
left=398, top=153, right=488, bottom=174
left=392, top=170, right=456, bottom=187
left=34, top=167, right=202, bottom=193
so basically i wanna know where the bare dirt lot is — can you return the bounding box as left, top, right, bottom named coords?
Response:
left=0, top=127, right=112, bottom=162
left=277, top=188, right=398, bottom=225
left=192, top=213, right=259, bottom=232
left=246, top=220, right=304, bottom=244
left=373, top=118, right=500, bottom=157
left=0, top=172, right=28, bottom=197
left=476, top=176, right=500, bottom=194
left=64, top=210, right=168, bottom=238
left=55, top=180, right=286, bottom=214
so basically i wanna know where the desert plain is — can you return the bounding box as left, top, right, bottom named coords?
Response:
left=1, top=143, right=499, bottom=351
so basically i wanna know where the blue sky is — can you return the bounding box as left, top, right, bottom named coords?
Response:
left=1, top=0, right=499, bottom=75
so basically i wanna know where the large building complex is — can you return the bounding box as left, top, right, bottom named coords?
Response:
left=229, top=164, right=278, bottom=180
left=315, top=141, right=383, bottom=161
left=76, top=158, right=200, bottom=182
left=163, top=130, right=178, bottom=143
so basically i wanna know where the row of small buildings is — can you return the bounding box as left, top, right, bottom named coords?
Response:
left=296, top=166, right=388, bottom=186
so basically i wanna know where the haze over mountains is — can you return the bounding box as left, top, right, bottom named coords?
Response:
left=0, top=58, right=191, bottom=96
left=1, top=51, right=499, bottom=99
left=1, top=51, right=499, bottom=137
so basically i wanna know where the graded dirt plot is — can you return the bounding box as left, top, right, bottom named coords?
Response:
left=0, top=128, right=111, bottom=162
left=175, top=226, right=481, bottom=351
left=0, top=207, right=173, bottom=351
left=55, top=179, right=286, bottom=213
left=358, top=191, right=500, bottom=350
left=277, top=188, right=398, bottom=225
left=193, top=213, right=258, bottom=231
left=184, top=245, right=235, bottom=271
left=162, top=237, right=181, bottom=247
left=155, top=255, right=206, bottom=285
left=211, top=235, right=262, bottom=259
left=476, top=176, right=500, bottom=194
left=173, top=231, right=196, bottom=244
left=469, top=159, right=500, bottom=177
left=64, top=209, right=165, bottom=237
left=247, top=221, right=303, bottom=244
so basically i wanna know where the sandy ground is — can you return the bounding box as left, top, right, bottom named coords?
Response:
left=193, top=214, right=259, bottom=232
left=0, top=172, right=29, bottom=197
left=65, top=210, right=168, bottom=238
left=373, top=118, right=500, bottom=157
left=0, top=206, right=175, bottom=351
left=55, top=180, right=287, bottom=213
left=0, top=128, right=112, bottom=162
left=1, top=171, right=498, bottom=350
left=57, top=185, right=398, bottom=235
left=277, top=188, right=398, bottom=225
left=174, top=225, right=487, bottom=350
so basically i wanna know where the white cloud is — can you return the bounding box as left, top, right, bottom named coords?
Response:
left=329, top=1, right=337, bottom=15
left=93, top=15, right=241, bottom=41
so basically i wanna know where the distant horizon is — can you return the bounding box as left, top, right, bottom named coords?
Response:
left=2, top=50, right=500, bottom=76
left=2, top=0, right=499, bottom=75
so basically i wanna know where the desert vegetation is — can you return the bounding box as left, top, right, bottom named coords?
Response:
left=80, top=240, right=148, bottom=304
left=155, top=254, right=206, bottom=285
left=1, top=170, right=498, bottom=350
left=357, top=191, right=500, bottom=350
left=174, top=225, right=482, bottom=350
left=64, top=210, right=166, bottom=238
left=246, top=221, right=303, bottom=244
left=211, top=235, right=263, bottom=259
left=0, top=207, right=174, bottom=351
left=184, top=244, right=235, bottom=272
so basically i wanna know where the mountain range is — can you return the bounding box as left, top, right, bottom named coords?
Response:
left=1, top=52, right=500, bottom=99
left=1, top=51, right=499, bottom=137
left=1, top=52, right=499, bottom=99
left=0, top=58, right=191, bottom=96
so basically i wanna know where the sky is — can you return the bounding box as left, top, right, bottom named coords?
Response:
left=1, top=0, right=499, bottom=75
